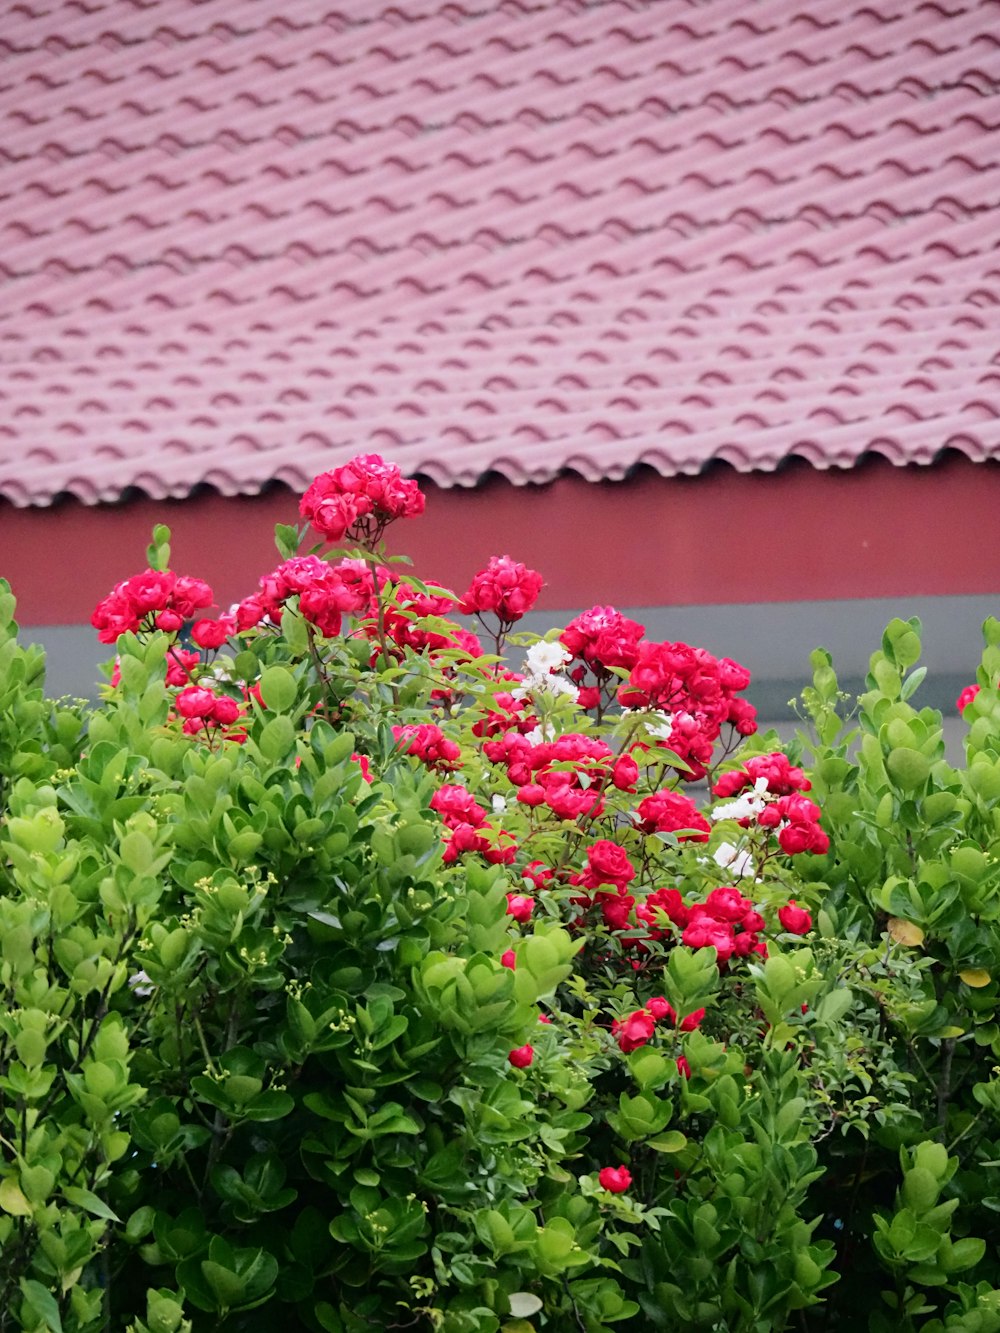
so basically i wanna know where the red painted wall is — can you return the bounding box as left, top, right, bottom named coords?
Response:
left=0, top=455, right=993, bottom=626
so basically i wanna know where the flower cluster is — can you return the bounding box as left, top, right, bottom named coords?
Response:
left=392, top=723, right=462, bottom=772
left=380, top=582, right=464, bottom=655
left=614, top=883, right=767, bottom=963
left=484, top=732, right=637, bottom=822
left=429, top=784, right=516, bottom=865
left=611, top=996, right=706, bottom=1053
left=237, top=556, right=377, bottom=637
left=300, top=454, right=425, bottom=543
left=461, top=555, right=543, bottom=625
left=514, top=641, right=578, bottom=702
left=92, top=568, right=214, bottom=643
left=173, top=684, right=247, bottom=741
left=90, top=452, right=827, bottom=1133
left=617, top=642, right=757, bottom=780
left=634, top=789, right=711, bottom=841
left=713, top=752, right=811, bottom=799
left=758, top=794, right=830, bottom=856
left=561, top=606, right=645, bottom=711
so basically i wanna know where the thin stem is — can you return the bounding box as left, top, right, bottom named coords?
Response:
left=936, top=1036, right=957, bottom=1132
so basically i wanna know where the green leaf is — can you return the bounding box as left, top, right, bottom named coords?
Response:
left=815, top=989, right=853, bottom=1024
left=201, top=1260, right=246, bottom=1309
left=0, top=1176, right=32, bottom=1216
left=274, top=523, right=301, bottom=560
left=19, top=1279, right=63, bottom=1333
left=647, top=1130, right=687, bottom=1153
left=244, top=1091, right=295, bottom=1123
left=900, top=666, right=927, bottom=702
left=259, top=716, right=296, bottom=762
left=258, top=666, right=298, bottom=714
left=62, top=1186, right=121, bottom=1223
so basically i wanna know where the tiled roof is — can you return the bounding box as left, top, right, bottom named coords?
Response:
left=1, top=0, right=999, bottom=507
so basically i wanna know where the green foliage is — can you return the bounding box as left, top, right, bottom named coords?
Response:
left=5, top=541, right=1000, bottom=1333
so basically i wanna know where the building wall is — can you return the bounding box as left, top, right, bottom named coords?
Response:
left=2, top=456, right=996, bottom=718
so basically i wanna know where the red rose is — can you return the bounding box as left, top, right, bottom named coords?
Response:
left=598, top=1165, right=632, bottom=1193
left=431, top=785, right=487, bottom=829
left=501, top=949, right=517, bottom=970
left=174, top=686, right=217, bottom=720
left=191, top=616, right=236, bottom=650
left=612, top=1009, right=655, bottom=1053
left=579, top=840, right=636, bottom=892
left=957, top=684, right=980, bottom=713
left=682, top=917, right=736, bottom=963
left=703, top=886, right=753, bottom=923
left=508, top=1044, right=534, bottom=1068
left=635, top=790, right=710, bottom=840
left=778, top=900, right=812, bottom=935
left=211, top=696, right=242, bottom=726
left=506, top=894, right=534, bottom=923
left=461, top=555, right=543, bottom=623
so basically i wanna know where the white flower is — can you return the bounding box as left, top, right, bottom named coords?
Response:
left=524, top=641, right=572, bottom=676
left=523, top=723, right=556, bottom=746
left=711, top=777, right=771, bottom=822
left=492, top=795, right=508, bottom=815
left=128, top=970, right=154, bottom=998
left=643, top=711, right=675, bottom=740
left=512, top=642, right=579, bottom=703
left=712, top=842, right=755, bottom=880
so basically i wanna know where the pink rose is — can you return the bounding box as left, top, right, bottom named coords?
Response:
left=612, top=1009, right=655, bottom=1053
left=778, top=900, right=812, bottom=935
left=598, top=1165, right=632, bottom=1193
left=506, top=894, right=535, bottom=923
left=508, top=1044, right=534, bottom=1069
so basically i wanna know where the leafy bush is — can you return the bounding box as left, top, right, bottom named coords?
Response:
left=1, top=458, right=999, bottom=1332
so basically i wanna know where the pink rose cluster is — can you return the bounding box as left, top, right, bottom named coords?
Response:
left=560, top=605, right=645, bottom=710
left=713, top=751, right=811, bottom=799
left=392, top=723, right=462, bottom=773
left=461, top=555, right=543, bottom=625
left=583, top=877, right=769, bottom=964
left=482, top=732, right=638, bottom=823
left=173, top=684, right=247, bottom=741
left=430, top=784, right=516, bottom=866
left=616, top=641, right=757, bottom=781
left=611, top=997, right=705, bottom=1053
left=92, top=568, right=214, bottom=644
left=300, top=454, right=425, bottom=543
left=234, top=555, right=377, bottom=638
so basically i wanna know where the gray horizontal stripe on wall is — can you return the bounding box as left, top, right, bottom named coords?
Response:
left=19, top=593, right=996, bottom=715
left=515, top=594, right=998, bottom=712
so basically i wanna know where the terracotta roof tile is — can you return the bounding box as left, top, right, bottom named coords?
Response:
left=1, top=0, right=999, bottom=505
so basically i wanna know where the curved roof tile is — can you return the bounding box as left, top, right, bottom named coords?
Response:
left=0, top=0, right=999, bottom=505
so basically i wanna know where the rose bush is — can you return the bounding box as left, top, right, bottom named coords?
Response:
left=0, top=455, right=999, bottom=1331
